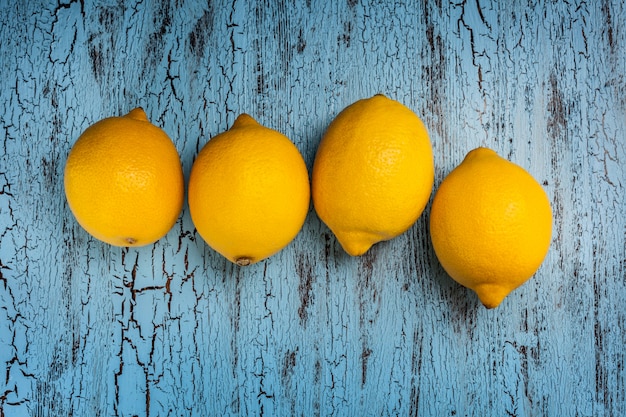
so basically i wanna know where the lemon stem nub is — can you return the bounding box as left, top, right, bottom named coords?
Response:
left=231, top=114, right=258, bottom=129
left=235, top=257, right=252, bottom=266
left=125, top=107, right=149, bottom=122
left=125, top=237, right=137, bottom=245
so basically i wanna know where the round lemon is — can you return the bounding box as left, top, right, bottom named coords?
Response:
left=311, top=94, right=434, bottom=256
left=188, top=114, right=310, bottom=266
left=64, top=108, right=184, bottom=247
left=429, top=147, right=553, bottom=308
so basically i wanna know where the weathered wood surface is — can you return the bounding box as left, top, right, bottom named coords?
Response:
left=1, top=1, right=624, bottom=416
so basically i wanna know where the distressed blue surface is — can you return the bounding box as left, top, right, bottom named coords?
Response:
left=1, top=1, right=625, bottom=416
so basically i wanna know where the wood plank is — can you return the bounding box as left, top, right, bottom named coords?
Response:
left=0, top=0, right=624, bottom=415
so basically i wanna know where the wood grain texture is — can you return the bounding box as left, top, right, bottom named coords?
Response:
left=1, top=1, right=624, bottom=416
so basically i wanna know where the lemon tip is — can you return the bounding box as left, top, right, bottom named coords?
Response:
left=231, top=113, right=258, bottom=129
left=125, top=107, right=149, bottom=122
left=474, top=285, right=510, bottom=309
left=335, top=233, right=375, bottom=257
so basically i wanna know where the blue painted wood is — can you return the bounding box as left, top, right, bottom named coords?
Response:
left=1, top=1, right=625, bottom=416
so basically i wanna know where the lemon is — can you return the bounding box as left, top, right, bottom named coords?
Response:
left=311, top=94, right=434, bottom=256
left=64, top=108, right=184, bottom=247
left=429, top=147, right=553, bottom=308
left=188, top=114, right=310, bottom=266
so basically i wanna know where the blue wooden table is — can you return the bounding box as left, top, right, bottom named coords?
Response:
left=1, top=1, right=625, bottom=416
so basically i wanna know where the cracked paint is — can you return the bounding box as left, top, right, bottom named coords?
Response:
left=0, top=1, right=625, bottom=416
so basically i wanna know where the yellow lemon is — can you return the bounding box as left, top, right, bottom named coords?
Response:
left=64, top=108, right=184, bottom=247
left=429, top=147, right=553, bottom=308
left=311, top=94, right=434, bottom=256
left=188, top=114, right=310, bottom=266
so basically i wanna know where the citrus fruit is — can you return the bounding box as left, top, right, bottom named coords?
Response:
left=429, top=147, right=553, bottom=308
left=188, top=114, right=310, bottom=266
left=64, top=108, right=184, bottom=247
left=311, top=94, right=434, bottom=256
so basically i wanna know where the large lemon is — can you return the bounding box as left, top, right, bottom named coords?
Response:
left=429, top=147, right=553, bottom=308
left=188, top=114, right=310, bottom=266
left=311, top=95, right=434, bottom=256
left=64, top=108, right=184, bottom=247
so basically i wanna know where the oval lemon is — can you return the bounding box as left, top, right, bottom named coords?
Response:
left=64, top=108, right=184, bottom=247
left=188, top=114, right=310, bottom=266
left=429, top=147, right=553, bottom=308
left=312, top=95, right=434, bottom=256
